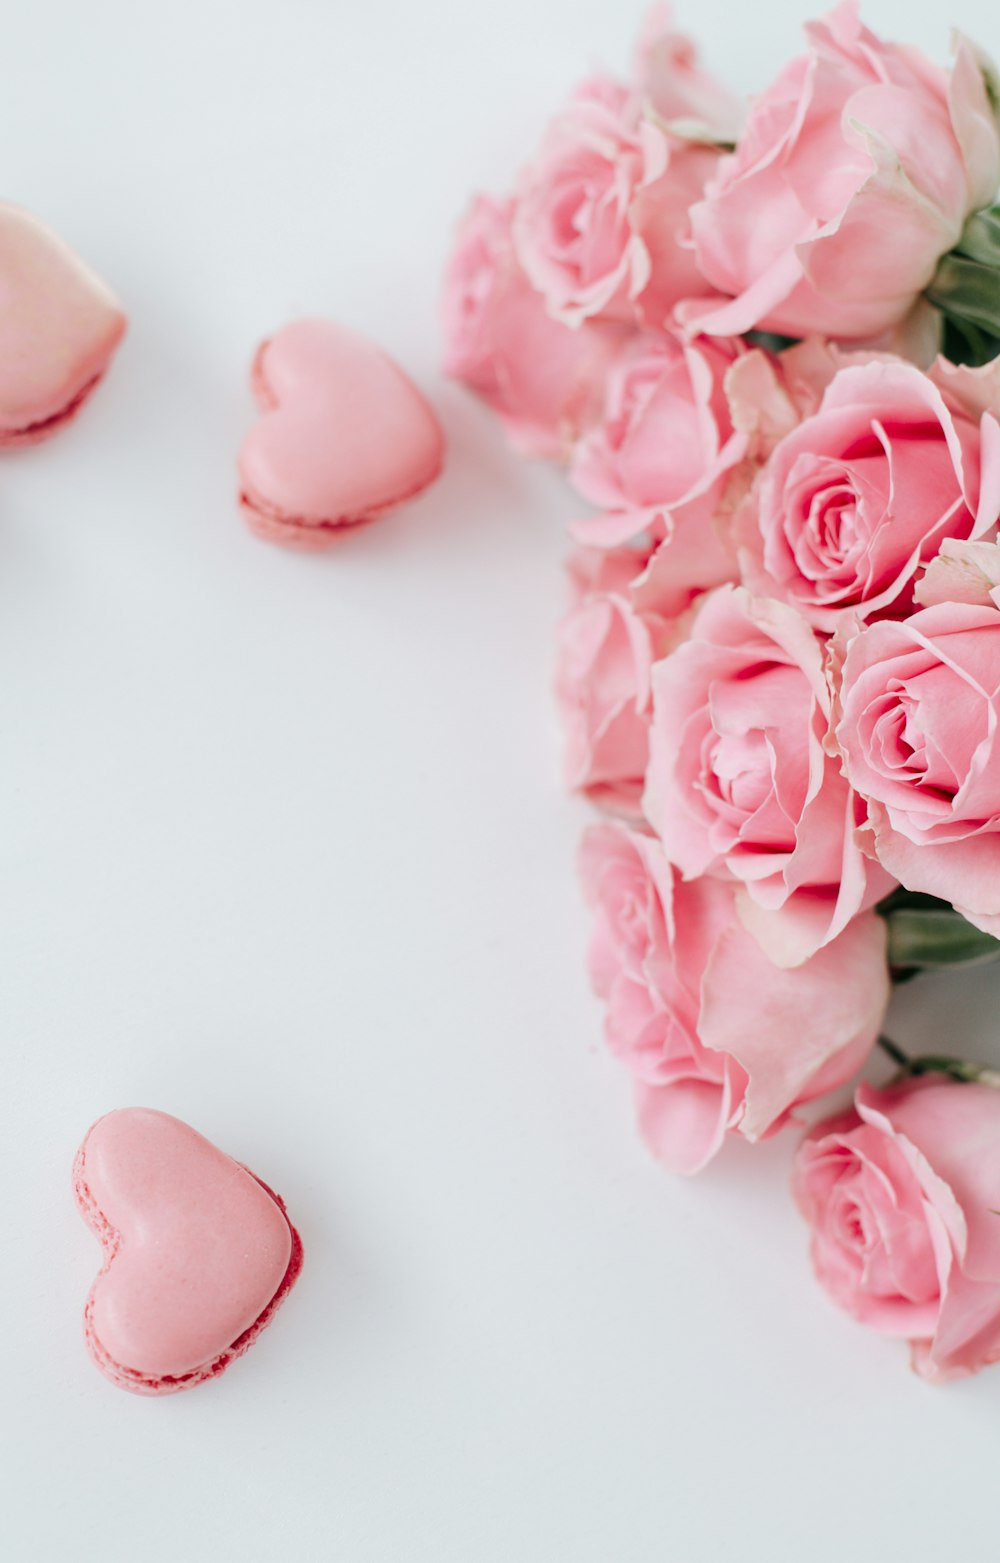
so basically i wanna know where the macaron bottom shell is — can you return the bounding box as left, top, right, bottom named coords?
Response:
left=0, top=200, right=127, bottom=447
left=0, top=369, right=107, bottom=449
left=238, top=455, right=444, bottom=550
left=76, top=1156, right=303, bottom=1400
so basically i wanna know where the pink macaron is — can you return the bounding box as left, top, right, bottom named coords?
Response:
left=238, top=317, right=445, bottom=548
left=74, top=1108, right=303, bottom=1395
left=0, top=202, right=126, bottom=446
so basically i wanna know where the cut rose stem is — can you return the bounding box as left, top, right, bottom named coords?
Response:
left=877, top=1034, right=912, bottom=1069
left=877, top=1035, right=1000, bottom=1087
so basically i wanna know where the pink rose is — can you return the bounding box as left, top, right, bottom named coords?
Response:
left=644, top=586, right=892, bottom=965
left=632, top=3, right=743, bottom=142
left=568, top=329, right=743, bottom=616
left=836, top=601, right=1000, bottom=936
left=683, top=3, right=1000, bottom=340
left=580, top=822, right=889, bottom=1174
left=555, top=549, right=674, bottom=816
left=742, top=360, right=1000, bottom=631
left=794, top=1077, right=1000, bottom=1381
left=442, top=194, right=625, bottom=457
left=512, top=77, right=723, bottom=327
left=570, top=329, right=745, bottom=517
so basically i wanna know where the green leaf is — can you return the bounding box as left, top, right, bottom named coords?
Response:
left=926, top=255, right=1000, bottom=336
left=956, top=206, right=1000, bottom=268
left=925, top=210, right=1000, bottom=364
left=744, top=330, right=800, bottom=354
left=939, top=314, right=1000, bottom=368
left=883, top=907, right=1000, bottom=971
left=877, top=888, right=955, bottom=915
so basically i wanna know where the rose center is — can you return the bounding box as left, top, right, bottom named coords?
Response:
left=868, top=668, right=974, bottom=803
left=617, top=889, right=648, bottom=955
left=798, top=476, right=865, bottom=579
left=708, top=728, right=773, bottom=816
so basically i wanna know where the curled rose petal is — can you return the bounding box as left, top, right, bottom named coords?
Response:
left=795, top=1076, right=1000, bottom=1381
left=580, top=822, right=888, bottom=1173
left=556, top=548, right=676, bottom=816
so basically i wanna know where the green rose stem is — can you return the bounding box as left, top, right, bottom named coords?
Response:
left=876, top=894, right=1000, bottom=1083
left=876, top=1034, right=1000, bottom=1089
left=876, top=1035, right=912, bottom=1069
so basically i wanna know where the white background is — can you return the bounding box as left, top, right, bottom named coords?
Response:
left=4, top=1, right=1000, bottom=1558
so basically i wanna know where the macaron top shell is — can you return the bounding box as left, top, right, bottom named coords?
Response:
left=238, top=317, right=444, bottom=537
left=77, top=1108, right=294, bottom=1382
left=0, top=202, right=126, bottom=443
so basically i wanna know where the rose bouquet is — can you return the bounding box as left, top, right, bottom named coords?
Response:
left=444, top=1, right=1000, bottom=1380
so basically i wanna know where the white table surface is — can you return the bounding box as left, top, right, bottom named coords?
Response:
left=5, top=2, right=1000, bottom=1558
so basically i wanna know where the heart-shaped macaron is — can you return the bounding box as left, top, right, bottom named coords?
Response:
left=238, top=317, right=445, bottom=548
left=0, top=202, right=126, bottom=447
left=75, top=1108, right=303, bottom=1395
